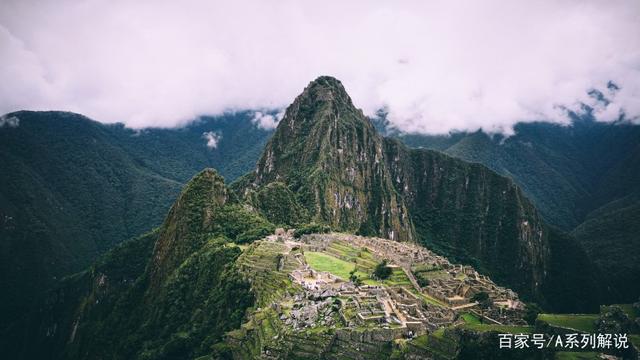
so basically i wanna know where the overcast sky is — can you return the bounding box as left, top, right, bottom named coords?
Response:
left=1, top=0, right=639, bottom=133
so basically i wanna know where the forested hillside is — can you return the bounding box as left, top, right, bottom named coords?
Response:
left=383, top=117, right=640, bottom=302
left=0, top=110, right=273, bottom=330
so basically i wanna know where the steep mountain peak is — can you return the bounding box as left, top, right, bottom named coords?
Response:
left=245, top=76, right=414, bottom=241
left=148, top=168, right=229, bottom=287
left=297, top=75, right=353, bottom=105
left=255, top=76, right=373, bottom=181
left=271, top=76, right=368, bottom=143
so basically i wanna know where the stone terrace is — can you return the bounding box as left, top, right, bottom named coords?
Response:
left=299, top=233, right=523, bottom=312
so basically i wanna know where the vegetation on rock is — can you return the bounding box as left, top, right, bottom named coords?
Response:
left=383, top=117, right=640, bottom=304
left=0, top=110, right=273, bottom=333
left=6, top=76, right=638, bottom=359
left=12, top=169, right=277, bottom=359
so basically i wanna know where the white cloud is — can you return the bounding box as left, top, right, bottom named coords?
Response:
left=0, top=0, right=638, bottom=133
left=252, top=111, right=280, bottom=130
left=202, top=131, right=222, bottom=149
left=0, top=115, right=20, bottom=128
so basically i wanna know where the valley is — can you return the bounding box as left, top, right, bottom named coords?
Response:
left=1, top=76, right=638, bottom=360
left=2, top=1, right=639, bottom=358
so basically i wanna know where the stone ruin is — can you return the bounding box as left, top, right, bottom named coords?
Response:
left=268, top=231, right=527, bottom=339
left=289, top=267, right=341, bottom=291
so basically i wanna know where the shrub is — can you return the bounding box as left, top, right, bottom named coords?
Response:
left=293, top=223, right=331, bottom=238
left=373, top=260, right=392, bottom=280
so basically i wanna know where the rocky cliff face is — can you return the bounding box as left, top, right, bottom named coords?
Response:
left=240, top=76, right=550, bottom=300
left=148, top=169, right=229, bottom=289
left=384, top=138, right=549, bottom=299
left=247, top=76, right=414, bottom=241
left=6, top=77, right=602, bottom=359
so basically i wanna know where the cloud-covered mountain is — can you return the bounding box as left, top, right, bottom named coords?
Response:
left=0, top=110, right=273, bottom=329
left=383, top=116, right=640, bottom=303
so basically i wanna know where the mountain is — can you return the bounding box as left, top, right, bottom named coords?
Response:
left=235, top=77, right=414, bottom=241
left=5, top=76, right=616, bottom=359
left=10, top=169, right=527, bottom=360
left=233, top=76, right=598, bottom=310
left=384, top=118, right=640, bottom=302
left=383, top=139, right=548, bottom=299
left=14, top=169, right=267, bottom=359
left=0, top=111, right=273, bottom=329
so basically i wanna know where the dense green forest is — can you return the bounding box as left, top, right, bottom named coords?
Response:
left=11, top=170, right=266, bottom=359
left=378, top=116, right=640, bottom=302
left=1, top=76, right=638, bottom=360
left=0, top=111, right=273, bottom=332
left=0, top=77, right=640, bottom=359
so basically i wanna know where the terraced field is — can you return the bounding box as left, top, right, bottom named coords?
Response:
left=404, top=328, right=458, bottom=359
left=461, top=312, right=481, bottom=324
left=460, top=323, right=534, bottom=334
left=304, top=239, right=412, bottom=287
left=305, top=251, right=355, bottom=280
left=236, top=241, right=301, bottom=306
left=537, top=314, right=599, bottom=333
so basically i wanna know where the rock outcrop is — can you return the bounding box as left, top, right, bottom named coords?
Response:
left=237, top=76, right=414, bottom=241
left=238, top=76, right=550, bottom=300
left=384, top=138, right=549, bottom=299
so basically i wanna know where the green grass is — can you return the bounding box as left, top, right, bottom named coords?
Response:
left=328, top=241, right=358, bottom=256
left=461, top=324, right=534, bottom=334
left=408, top=289, right=448, bottom=308
left=383, top=268, right=412, bottom=286
left=305, top=252, right=356, bottom=280
left=305, top=249, right=411, bottom=287
left=414, top=269, right=449, bottom=280
left=601, top=304, right=639, bottom=320
left=328, top=241, right=378, bottom=269
left=537, top=314, right=598, bottom=333
left=461, top=313, right=481, bottom=324
left=407, top=328, right=458, bottom=358
left=410, top=334, right=430, bottom=349
left=431, top=327, right=446, bottom=338
left=554, top=352, right=600, bottom=360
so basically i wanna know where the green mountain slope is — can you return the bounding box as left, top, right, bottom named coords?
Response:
left=385, top=118, right=640, bottom=302
left=11, top=169, right=269, bottom=359
left=383, top=139, right=548, bottom=300
left=236, top=76, right=414, bottom=241
left=0, top=111, right=273, bottom=330
left=572, top=192, right=640, bottom=301
left=234, top=76, right=596, bottom=309
left=0, top=112, right=182, bottom=328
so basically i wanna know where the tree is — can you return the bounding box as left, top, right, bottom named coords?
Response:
left=373, top=259, right=392, bottom=280
left=597, top=306, right=632, bottom=334
left=471, top=291, right=493, bottom=323
left=293, top=223, right=331, bottom=238
left=349, top=268, right=362, bottom=286
left=524, top=303, right=542, bottom=325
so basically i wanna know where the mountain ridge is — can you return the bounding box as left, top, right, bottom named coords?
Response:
left=384, top=117, right=640, bottom=302
left=0, top=110, right=273, bottom=331
left=1, top=76, right=623, bottom=359
left=233, top=76, right=590, bottom=307
left=244, top=76, right=414, bottom=241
